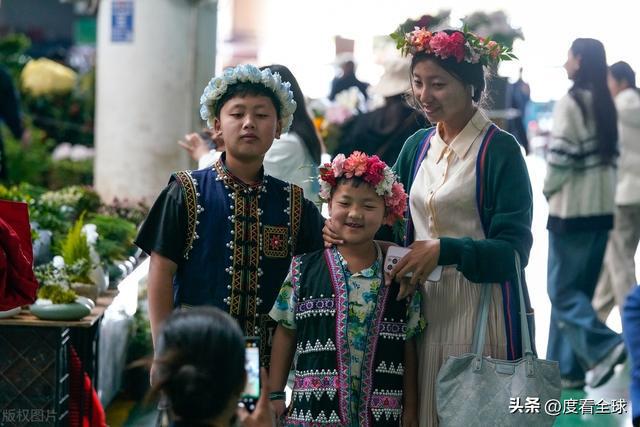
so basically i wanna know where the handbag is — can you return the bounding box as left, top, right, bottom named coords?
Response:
left=436, top=252, right=561, bottom=426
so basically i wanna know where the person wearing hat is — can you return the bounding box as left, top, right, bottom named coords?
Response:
left=334, top=57, right=428, bottom=165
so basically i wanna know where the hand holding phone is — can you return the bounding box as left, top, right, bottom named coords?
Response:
left=240, top=337, right=261, bottom=412
left=384, top=246, right=442, bottom=282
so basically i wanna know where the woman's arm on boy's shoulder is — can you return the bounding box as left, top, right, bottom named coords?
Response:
left=402, top=338, right=419, bottom=427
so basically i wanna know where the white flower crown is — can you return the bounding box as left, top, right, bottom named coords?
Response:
left=199, top=64, right=297, bottom=133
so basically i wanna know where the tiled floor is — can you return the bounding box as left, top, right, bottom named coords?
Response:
left=107, top=153, right=636, bottom=426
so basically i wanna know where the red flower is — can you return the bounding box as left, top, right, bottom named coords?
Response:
left=430, top=31, right=466, bottom=62
left=319, top=164, right=336, bottom=186
left=364, top=156, right=386, bottom=187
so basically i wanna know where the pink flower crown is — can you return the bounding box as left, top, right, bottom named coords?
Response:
left=390, top=26, right=516, bottom=65
left=318, top=152, right=408, bottom=227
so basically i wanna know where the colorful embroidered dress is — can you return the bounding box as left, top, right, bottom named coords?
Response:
left=270, top=245, right=423, bottom=426
left=135, top=154, right=325, bottom=366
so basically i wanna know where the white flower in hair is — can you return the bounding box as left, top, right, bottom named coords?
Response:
left=199, top=64, right=297, bottom=133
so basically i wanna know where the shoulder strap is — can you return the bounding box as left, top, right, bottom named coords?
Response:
left=474, top=124, right=499, bottom=237
left=404, top=128, right=436, bottom=246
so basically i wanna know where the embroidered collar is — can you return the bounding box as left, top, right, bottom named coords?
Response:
left=214, top=152, right=266, bottom=191
left=334, top=243, right=382, bottom=278
left=433, top=109, right=491, bottom=163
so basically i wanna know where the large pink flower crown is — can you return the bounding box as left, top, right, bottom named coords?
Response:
left=390, top=26, right=515, bottom=66
left=319, top=152, right=408, bottom=227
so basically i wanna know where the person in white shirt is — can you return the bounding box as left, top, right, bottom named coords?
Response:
left=593, top=61, right=640, bottom=320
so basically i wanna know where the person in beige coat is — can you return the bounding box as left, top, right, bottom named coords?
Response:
left=594, top=61, right=640, bottom=321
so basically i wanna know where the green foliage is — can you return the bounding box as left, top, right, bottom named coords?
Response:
left=127, top=309, right=153, bottom=361
left=98, top=199, right=149, bottom=225
left=0, top=33, right=31, bottom=80
left=40, top=185, right=101, bottom=218
left=88, top=214, right=137, bottom=262
left=2, top=126, right=54, bottom=187
left=34, top=262, right=70, bottom=288
left=37, top=284, right=77, bottom=304
left=48, top=159, right=94, bottom=190
left=58, top=214, right=92, bottom=283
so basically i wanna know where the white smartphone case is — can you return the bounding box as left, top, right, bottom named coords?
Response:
left=384, top=246, right=443, bottom=282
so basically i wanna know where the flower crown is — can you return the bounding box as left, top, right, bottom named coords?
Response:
left=319, top=152, right=408, bottom=227
left=199, top=64, right=297, bottom=133
left=390, top=26, right=516, bottom=66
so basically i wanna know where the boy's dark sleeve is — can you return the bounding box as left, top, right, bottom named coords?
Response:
left=134, top=180, right=188, bottom=264
left=294, top=198, right=324, bottom=254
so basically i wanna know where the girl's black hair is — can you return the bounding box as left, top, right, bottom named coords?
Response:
left=609, top=61, right=637, bottom=90
left=261, top=64, right=323, bottom=164
left=569, top=38, right=618, bottom=163
left=409, top=30, right=488, bottom=105
left=214, top=81, right=282, bottom=120
left=152, top=307, right=246, bottom=425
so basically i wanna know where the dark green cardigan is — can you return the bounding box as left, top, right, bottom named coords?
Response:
left=391, top=125, right=535, bottom=359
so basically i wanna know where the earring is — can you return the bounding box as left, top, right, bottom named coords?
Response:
left=470, top=85, right=475, bottom=99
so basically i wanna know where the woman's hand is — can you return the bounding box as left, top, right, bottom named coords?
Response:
left=389, top=239, right=440, bottom=289
left=322, top=218, right=343, bottom=248
left=238, top=368, right=277, bottom=427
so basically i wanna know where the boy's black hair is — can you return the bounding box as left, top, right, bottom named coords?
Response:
left=214, top=81, right=282, bottom=119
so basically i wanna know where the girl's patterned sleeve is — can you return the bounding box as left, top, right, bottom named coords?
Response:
left=405, top=291, right=425, bottom=339
left=268, top=257, right=301, bottom=329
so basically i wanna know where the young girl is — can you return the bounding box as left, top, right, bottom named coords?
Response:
left=268, top=152, right=423, bottom=426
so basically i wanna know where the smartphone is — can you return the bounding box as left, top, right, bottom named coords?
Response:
left=240, top=337, right=260, bottom=412
left=384, top=246, right=443, bottom=282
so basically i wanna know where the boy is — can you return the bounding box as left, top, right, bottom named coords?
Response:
left=135, top=65, right=324, bottom=366
left=268, top=152, right=423, bottom=426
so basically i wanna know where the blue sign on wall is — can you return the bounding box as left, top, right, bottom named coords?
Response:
left=111, top=0, right=134, bottom=43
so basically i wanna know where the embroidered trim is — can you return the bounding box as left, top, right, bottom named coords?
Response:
left=358, top=272, right=391, bottom=427
left=375, top=361, right=404, bottom=376
left=325, top=248, right=350, bottom=425
left=174, top=170, right=203, bottom=259
left=295, top=298, right=336, bottom=319
left=289, top=184, right=303, bottom=254
left=287, top=408, right=341, bottom=425
left=296, top=338, right=337, bottom=355
left=370, top=389, right=403, bottom=421
left=379, top=320, right=407, bottom=341
left=263, top=225, right=289, bottom=258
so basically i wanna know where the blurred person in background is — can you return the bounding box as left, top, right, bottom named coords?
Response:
left=544, top=38, right=624, bottom=390
left=593, top=61, right=640, bottom=321
left=335, top=57, right=428, bottom=166
left=507, top=68, right=531, bottom=154
left=328, top=56, right=370, bottom=101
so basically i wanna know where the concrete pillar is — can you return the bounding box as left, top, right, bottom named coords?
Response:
left=94, top=0, right=217, bottom=203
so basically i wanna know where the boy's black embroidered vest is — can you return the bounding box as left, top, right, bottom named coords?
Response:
left=172, top=158, right=304, bottom=366
left=287, top=247, right=408, bottom=427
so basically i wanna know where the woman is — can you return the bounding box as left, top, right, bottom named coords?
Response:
left=151, top=307, right=274, bottom=427
left=326, top=28, right=534, bottom=425
left=593, top=61, right=640, bottom=321
left=544, top=38, right=625, bottom=390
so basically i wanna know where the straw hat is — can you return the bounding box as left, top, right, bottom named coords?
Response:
left=372, top=57, right=411, bottom=97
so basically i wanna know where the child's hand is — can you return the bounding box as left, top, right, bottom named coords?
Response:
left=322, top=218, right=343, bottom=247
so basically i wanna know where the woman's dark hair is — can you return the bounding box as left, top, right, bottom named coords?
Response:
left=569, top=38, right=618, bottom=162
left=153, top=307, right=246, bottom=425
left=609, top=61, right=637, bottom=89
left=409, top=30, right=487, bottom=104
left=214, top=81, right=282, bottom=120
left=261, top=64, right=323, bottom=164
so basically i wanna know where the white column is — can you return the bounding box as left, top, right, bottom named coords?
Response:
left=94, top=0, right=217, bottom=203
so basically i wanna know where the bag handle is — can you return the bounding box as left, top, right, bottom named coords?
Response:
left=472, top=251, right=534, bottom=362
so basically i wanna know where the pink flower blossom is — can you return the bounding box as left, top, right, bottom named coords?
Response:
left=343, top=151, right=368, bottom=178
left=332, top=154, right=346, bottom=178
